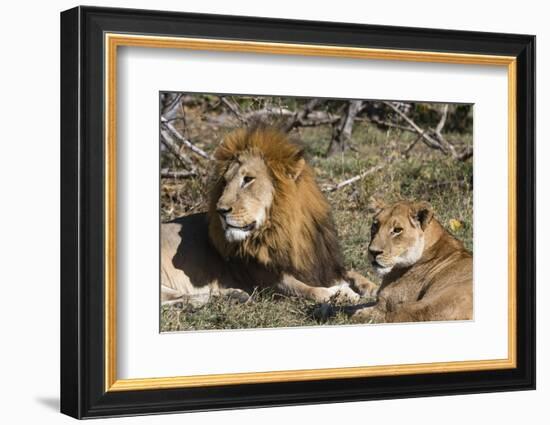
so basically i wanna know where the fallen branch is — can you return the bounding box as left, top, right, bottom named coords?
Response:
left=382, top=101, right=472, bottom=161
left=160, top=129, right=196, bottom=171
left=431, top=104, right=458, bottom=157
left=242, top=106, right=294, bottom=121
left=435, top=104, right=448, bottom=135
left=363, top=116, right=416, bottom=133
left=402, top=133, right=423, bottom=156
left=220, top=97, right=248, bottom=124
left=383, top=101, right=448, bottom=154
left=326, top=100, right=364, bottom=156
left=457, top=147, right=473, bottom=161
left=160, top=117, right=212, bottom=160
left=323, top=163, right=386, bottom=192
left=284, top=99, right=322, bottom=131
left=161, top=93, right=183, bottom=121
left=161, top=169, right=198, bottom=179
left=241, top=106, right=340, bottom=129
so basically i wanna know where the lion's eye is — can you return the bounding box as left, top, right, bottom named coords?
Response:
left=242, top=176, right=255, bottom=187
left=392, top=227, right=403, bottom=235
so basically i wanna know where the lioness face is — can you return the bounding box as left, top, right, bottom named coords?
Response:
left=215, top=154, right=274, bottom=242
left=368, top=200, right=433, bottom=275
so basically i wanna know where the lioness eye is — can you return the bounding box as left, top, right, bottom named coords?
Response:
left=242, top=176, right=255, bottom=187
left=392, top=227, right=403, bottom=235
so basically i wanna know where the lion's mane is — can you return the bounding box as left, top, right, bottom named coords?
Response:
left=208, top=126, right=346, bottom=286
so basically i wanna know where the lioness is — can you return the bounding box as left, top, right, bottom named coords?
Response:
left=352, top=199, right=473, bottom=323
left=161, top=126, right=365, bottom=306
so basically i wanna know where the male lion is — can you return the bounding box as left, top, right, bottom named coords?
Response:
left=352, top=199, right=473, bottom=323
left=161, top=126, right=365, bottom=306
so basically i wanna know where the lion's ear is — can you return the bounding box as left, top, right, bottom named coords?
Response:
left=411, top=201, right=433, bottom=230
left=368, top=196, right=386, bottom=214
left=290, top=149, right=305, bottom=181
left=292, top=158, right=305, bottom=180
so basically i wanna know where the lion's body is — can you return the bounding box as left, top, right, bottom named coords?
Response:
left=353, top=200, right=473, bottom=323
left=161, top=126, right=359, bottom=305
left=161, top=213, right=285, bottom=304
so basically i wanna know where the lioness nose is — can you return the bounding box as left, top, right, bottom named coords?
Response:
left=217, top=207, right=232, bottom=216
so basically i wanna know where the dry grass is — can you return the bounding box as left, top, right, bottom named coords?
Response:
left=161, top=288, right=361, bottom=332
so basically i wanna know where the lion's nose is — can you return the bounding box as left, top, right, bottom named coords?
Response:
left=368, top=247, right=383, bottom=257
left=217, top=207, right=232, bottom=216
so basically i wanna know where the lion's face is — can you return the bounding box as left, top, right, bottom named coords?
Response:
left=368, top=200, right=433, bottom=275
left=215, top=154, right=274, bottom=242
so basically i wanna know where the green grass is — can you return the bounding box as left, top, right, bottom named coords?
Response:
left=160, top=108, right=473, bottom=331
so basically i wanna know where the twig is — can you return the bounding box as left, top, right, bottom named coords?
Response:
left=220, top=97, right=248, bottom=124
left=428, top=179, right=470, bottom=189
left=160, top=117, right=212, bottom=160
left=383, top=101, right=448, bottom=154
left=160, top=129, right=196, bottom=170
left=402, top=134, right=423, bottom=156
left=323, top=163, right=386, bottom=192
left=363, top=116, right=416, bottom=133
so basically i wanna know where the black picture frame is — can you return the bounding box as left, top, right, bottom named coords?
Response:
left=61, top=5, right=536, bottom=419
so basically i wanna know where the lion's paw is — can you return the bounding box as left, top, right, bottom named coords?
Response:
left=346, top=270, right=379, bottom=298
left=222, top=288, right=250, bottom=304
left=327, top=283, right=361, bottom=303
left=351, top=306, right=385, bottom=324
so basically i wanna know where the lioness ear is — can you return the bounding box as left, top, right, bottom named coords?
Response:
left=411, top=201, right=433, bottom=230
left=368, top=196, right=386, bottom=214
left=290, top=150, right=306, bottom=181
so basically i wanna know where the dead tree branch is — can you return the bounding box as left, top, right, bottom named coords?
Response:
left=217, top=99, right=339, bottom=131
left=220, top=97, right=248, bottom=124
left=383, top=102, right=473, bottom=160
left=383, top=101, right=448, bottom=154
left=431, top=104, right=458, bottom=157
left=323, top=163, right=386, bottom=192
left=435, top=104, right=448, bottom=135
left=364, top=116, right=416, bottom=133
left=161, top=169, right=198, bottom=179
left=457, top=147, right=473, bottom=161
left=326, top=100, right=364, bottom=156
left=243, top=107, right=294, bottom=120
left=160, top=117, right=212, bottom=160
left=160, top=129, right=196, bottom=171
left=284, top=99, right=322, bottom=131
left=161, top=93, right=183, bottom=121
left=402, top=134, right=423, bottom=156
left=243, top=106, right=339, bottom=129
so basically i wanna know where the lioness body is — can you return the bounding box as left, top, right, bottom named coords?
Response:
left=161, top=126, right=360, bottom=305
left=353, top=200, right=473, bottom=323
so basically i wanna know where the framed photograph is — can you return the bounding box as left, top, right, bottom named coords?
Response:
left=60, top=6, right=535, bottom=419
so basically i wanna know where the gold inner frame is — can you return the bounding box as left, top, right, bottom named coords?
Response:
left=104, top=33, right=518, bottom=392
